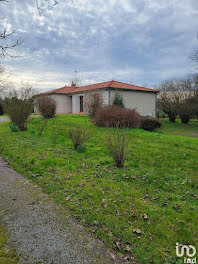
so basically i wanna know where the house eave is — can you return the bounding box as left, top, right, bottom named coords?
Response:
left=68, top=87, right=159, bottom=95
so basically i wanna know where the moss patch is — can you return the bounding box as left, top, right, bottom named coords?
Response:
left=0, top=225, right=19, bottom=264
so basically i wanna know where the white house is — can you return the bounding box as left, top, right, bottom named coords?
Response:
left=36, top=80, right=159, bottom=117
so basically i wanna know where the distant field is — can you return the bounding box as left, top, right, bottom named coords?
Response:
left=0, top=115, right=197, bottom=263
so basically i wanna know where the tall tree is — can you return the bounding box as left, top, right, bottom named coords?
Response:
left=158, top=76, right=198, bottom=123
left=157, top=80, right=179, bottom=122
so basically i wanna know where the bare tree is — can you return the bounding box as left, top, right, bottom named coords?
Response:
left=158, top=76, right=198, bottom=123
left=192, top=50, right=198, bottom=65
left=176, top=77, right=196, bottom=123
left=157, top=80, right=179, bottom=122
left=0, top=24, right=21, bottom=58
left=0, top=0, right=21, bottom=58
left=0, top=0, right=62, bottom=58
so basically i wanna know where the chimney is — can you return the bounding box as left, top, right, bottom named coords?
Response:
left=71, top=81, right=76, bottom=87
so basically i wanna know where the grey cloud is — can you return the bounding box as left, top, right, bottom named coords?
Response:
left=1, top=0, right=198, bottom=89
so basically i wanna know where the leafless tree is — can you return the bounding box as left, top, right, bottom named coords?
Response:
left=176, top=77, right=196, bottom=123
left=190, top=32, right=198, bottom=72
left=0, top=24, right=21, bottom=58
left=0, top=0, right=22, bottom=58
left=157, top=80, right=179, bottom=122
left=0, top=0, right=62, bottom=58
left=192, top=50, right=198, bottom=65
left=158, top=76, right=198, bottom=123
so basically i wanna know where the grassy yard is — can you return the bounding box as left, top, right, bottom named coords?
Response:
left=158, top=119, right=198, bottom=138
left=0, top=115, right=197, bottom=264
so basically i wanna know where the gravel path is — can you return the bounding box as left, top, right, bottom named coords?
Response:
left=0, top=116, right=9, bottom=123
left=0, top=157, right=124, bottom=264
left=0, top=115, right=39, bottom=124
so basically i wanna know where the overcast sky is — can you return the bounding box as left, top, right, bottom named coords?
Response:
left=1, top=0, right=198, bottom=91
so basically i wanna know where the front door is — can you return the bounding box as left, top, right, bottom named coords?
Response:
left=80, top=96, right=83, bottom=112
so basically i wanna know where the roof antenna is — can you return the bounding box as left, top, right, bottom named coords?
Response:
left=75, top=69, right=77, bottom=81
left=111, top=72, right=115, bottom=81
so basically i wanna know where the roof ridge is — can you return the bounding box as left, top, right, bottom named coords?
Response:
left=75, top=80, right=111, bottom=89
left=108, top=80, right=114, bottom=87
left=110, top=80, right=150, bottom=90
left=36, top=80, right=158, bottom=97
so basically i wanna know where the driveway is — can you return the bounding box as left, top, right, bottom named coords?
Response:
left=0, top=115, right=39, bottom=124
left=0, top=157, right=124, bottom=264
left=0, top=116, right=9, bottom=123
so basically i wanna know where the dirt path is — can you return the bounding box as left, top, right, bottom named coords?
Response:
left=0, top=157, right=123, bottom=264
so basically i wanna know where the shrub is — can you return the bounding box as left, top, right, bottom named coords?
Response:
left=141, top=117, right=162, bottom=132
left=94, top=105, right=141, bottom=128
left=38, top=97, right=56, bottom=118
left=107, top=129, right=128, bottom=168
left=77, top=145, right=86, bottom=153
left=67, top=127, right=89, bottom=150
left=9, top=123, right=19, bottom=132
left=112, top=92, right=124, bottom=108
left=4, top=86, right=36, bottom=131
left=84, top=92, right=103, bottom=117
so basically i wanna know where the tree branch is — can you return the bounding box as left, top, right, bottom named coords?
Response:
left=35, top=0, right=60, bottom=16
left=0, top=22, right=22, bottom=58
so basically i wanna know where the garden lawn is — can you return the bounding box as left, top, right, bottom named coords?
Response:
left=158, top=119, right=198, bottom=138
left=0, top=115, right=198, bottom=264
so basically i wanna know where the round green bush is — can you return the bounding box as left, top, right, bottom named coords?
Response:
left=141, top=117, right=162, bottom=132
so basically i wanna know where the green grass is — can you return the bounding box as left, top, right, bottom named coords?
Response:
left=0, top=225, right=19, bottom=264
left=0, top=115, right=197, bottom=264
left=158, top=119, right=198, bottom=138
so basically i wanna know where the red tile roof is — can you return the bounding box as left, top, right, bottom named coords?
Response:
left=37, top=80, right=159, bottom=96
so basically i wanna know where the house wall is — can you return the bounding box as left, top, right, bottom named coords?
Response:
left=72, top=94, right=83, bottom=113
left=109, top=90, right=157, bottom=117
left=35, top=89, right=156, bottom=116
left=35, top=94, right=72, bottom=114
left=81, top=89, right=156, bottom=117
left=73, top=90, right=109, bottom=114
